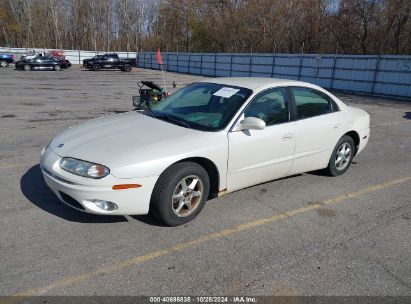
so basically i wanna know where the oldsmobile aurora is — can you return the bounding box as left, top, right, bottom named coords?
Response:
left=40, top=78, right=370, bottom=226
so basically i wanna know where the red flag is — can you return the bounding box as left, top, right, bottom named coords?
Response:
left=156, top=48, right=163, bottom=65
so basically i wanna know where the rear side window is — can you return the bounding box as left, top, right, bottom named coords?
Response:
left=291, top=87, right=335, bottom=119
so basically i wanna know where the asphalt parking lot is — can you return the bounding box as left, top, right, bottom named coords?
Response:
left=0, top=66, right=410, bottom=297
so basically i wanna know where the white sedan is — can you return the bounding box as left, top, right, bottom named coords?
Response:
left=40, top=78, right=370, bottom=226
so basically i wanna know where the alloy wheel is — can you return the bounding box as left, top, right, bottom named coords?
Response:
left=335, top=142, right=352, bottom=171
left=171, top=175, right=203, bottom=217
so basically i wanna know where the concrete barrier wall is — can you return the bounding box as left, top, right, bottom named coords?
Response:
left=137, top=52, right=411, bottom=99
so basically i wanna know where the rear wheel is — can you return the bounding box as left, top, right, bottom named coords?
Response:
left=0, top=60, right=8, bottom=67
left=92, top=63, right=101, bottom=71
left=150, top=162, right=210, bottom=226
left=325, top=135, right=355, bottom=176
left=123, top=64, right=132, bottom=72
left=23, top=64, right=31, bottom=71
left=53, top=65, right=61, bottom=71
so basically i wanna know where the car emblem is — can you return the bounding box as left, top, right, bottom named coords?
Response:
left=57, top=144, right=64, bottom=148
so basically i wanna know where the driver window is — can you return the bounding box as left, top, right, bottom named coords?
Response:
left=244, top=88, right=289, bottom=126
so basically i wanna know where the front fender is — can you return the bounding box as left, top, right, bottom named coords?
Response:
left=108, top=131, right=229, bottom=190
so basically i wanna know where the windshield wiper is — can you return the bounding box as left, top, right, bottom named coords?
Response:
left=156, top=114, right=190, bottom=128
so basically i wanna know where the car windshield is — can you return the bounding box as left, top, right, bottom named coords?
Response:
left=150, top=82, right=252, bottom=131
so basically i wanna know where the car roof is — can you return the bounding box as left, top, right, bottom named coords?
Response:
left=198, top=77, right=315, bottom=90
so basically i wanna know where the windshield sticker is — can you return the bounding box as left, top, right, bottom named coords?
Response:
left=213, top=87, right=240, bottom=98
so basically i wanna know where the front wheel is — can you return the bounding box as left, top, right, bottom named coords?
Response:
left=325, top=135, right=355, bottom=176
left=122, top=64, right=132, bottom=72
left=150, top=162, right=210, bottom=226
left=53, top=65, right=61, bottom=71
left=92, top=63, right=101, bottom=71
left=0, top=60, right=8, bottom=67
left=23, top=64, right=31, bottom=71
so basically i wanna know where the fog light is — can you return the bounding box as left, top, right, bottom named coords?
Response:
left=92, top=200, right=118, bottom=211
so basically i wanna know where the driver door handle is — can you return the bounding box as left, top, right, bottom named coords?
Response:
left=281, top=133, right=293, bottom=140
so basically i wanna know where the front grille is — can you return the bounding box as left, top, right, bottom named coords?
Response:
left=59, top=192, right=85, bottom=211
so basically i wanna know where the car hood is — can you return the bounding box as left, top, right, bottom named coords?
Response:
left=50, top=112, right=203, bottom=176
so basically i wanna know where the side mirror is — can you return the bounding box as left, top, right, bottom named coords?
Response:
left=232, top=117, right=266, bottom=132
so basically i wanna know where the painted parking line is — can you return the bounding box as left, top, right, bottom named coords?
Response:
left=5, top=175, right=410, bottom=300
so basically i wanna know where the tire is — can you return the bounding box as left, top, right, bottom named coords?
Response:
left=325, top=135, right=355, bottom=176
left=23, top=64, right=31, bottom=71
left=0, top=60, right=8, bottom=67
left=150, top=162, right=210, bottom=226
left=123, top=64, right=132, bottom=72
left=92, top=63, right=101, bottom=71
left=53, top=65, right=61, bottom=71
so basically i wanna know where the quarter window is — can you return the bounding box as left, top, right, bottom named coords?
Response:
left=244, top=88, right=289, bottom=126
left=291, top=87, right=334, bottom=119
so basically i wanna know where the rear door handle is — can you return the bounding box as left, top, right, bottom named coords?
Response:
left=281, top=133, right=293, bottom=140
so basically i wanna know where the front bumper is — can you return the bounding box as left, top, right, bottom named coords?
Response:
left=40, top=147, right=158, bottom=215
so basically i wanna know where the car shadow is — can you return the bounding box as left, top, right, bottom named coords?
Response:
left=404, top=112, right=411, bottom=120
left=129, top=215, right=169, bottom=227
left=81, top=69, right=128, bottom=72
left=306, top=169, right=329, bottom=176
left=20, top=164, right=128, bottom=223
left=307, top=161, right=358, bottom=176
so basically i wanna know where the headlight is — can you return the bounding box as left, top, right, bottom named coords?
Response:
left=59, top=157, right=110, bottom=179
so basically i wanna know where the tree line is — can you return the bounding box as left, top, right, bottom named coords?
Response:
left=0, top=0, right=409, bottom=55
